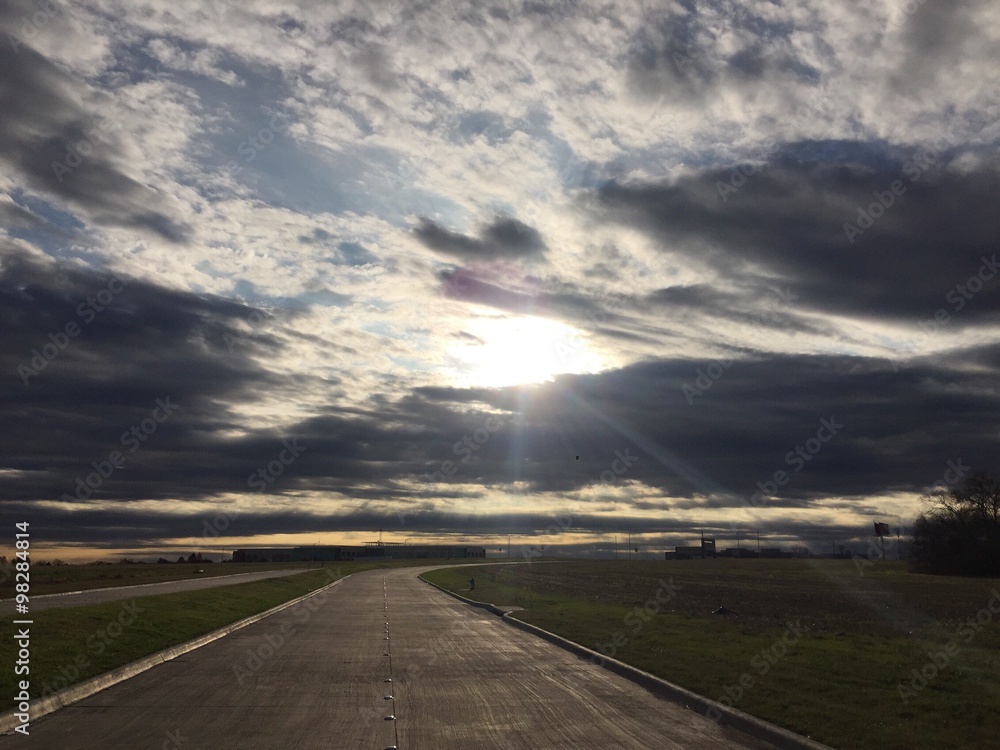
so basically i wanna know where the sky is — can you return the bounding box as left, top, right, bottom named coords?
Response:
left=1, top=0, right=999, bottom=562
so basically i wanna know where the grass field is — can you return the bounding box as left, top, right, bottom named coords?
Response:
left=0, top=560, right=323, bottom=598
left=1, top=560, right=428, bottom=703
left=422, top=559, right=1000, bottom=750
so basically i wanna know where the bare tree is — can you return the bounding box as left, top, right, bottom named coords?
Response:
left=912, top=472, right=1000, bottom=575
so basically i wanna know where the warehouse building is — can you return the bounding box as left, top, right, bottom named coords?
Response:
left=232, top=542, right=487, bottom=563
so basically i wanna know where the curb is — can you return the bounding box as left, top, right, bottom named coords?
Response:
left=0, top=567, right=314, bottom=602
left=0, top=571, right=351, bottom=735
left=421, top=577, right=509, bottom=617
left=419, top=575, right=835, bottom=750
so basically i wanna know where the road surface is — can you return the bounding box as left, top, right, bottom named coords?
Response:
left=0, top=568, right=313, bottom=615
left=2, top=566, right=778, bottom=749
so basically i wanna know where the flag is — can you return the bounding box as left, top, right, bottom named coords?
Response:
left=874, top=522, right=891, bottom=536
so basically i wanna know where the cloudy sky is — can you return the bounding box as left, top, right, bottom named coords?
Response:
left=2, top=0, right=999, bottom=561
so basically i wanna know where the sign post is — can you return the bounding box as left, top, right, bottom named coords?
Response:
left=874, top=521, right=890, bottom=560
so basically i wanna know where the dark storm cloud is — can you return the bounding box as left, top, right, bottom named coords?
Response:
left=242, top=348, right=1000, bottom=509
left=4, top=243, right=997, bottom=549
left=594, top=144, right=1000, bottom=322
left=0, top=11, right=189, bottom=241
left=0, top=247, right=290, bottom=503
left=415, top=216, right=546, bottom=259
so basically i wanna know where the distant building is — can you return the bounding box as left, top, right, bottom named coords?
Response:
left=759, top=547, right=790, bottom=559
left=719, top=548, right=758, bottom=558
left=665, top=536, right=716, bottom=560
left=232, top=544, right=486, bottom=563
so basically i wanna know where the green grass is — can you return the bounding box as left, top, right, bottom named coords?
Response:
left=0, top=561, right=324, bottom=598
left=423, top=560, right=1000, bottom=750
left=1, top=560, right=424, bottom=703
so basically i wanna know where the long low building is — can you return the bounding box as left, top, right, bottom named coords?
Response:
left=232, top=543, right=487, bottom=563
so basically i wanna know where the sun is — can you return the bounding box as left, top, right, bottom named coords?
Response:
left=447, top=315, right=604, bottom=388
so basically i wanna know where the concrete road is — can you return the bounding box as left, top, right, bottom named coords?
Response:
left=2, top=566, right=778, bottom=749
left=0, top=568, right=313, bottom=615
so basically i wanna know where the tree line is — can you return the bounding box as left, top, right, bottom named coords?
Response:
left=911, top=472, right=1000, bottom=576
